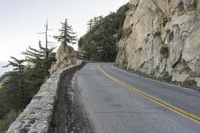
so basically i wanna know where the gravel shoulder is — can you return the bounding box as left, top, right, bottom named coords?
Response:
left=49, top=67, right=93, bottom=133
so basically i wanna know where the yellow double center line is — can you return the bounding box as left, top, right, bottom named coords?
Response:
left=97, top=64, right=200, bottom=125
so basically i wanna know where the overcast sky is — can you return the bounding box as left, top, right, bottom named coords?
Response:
left=0, top=0, right=129, bottom=62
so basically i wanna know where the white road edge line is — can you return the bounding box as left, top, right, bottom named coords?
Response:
left=111, top=65, right=196, bottom=92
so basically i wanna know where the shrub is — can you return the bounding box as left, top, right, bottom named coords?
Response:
left=0, top=110, right=20, bottom=132
left=123, top=28, right=132, bottom=38
left=183, top=80, right=197, bottom=87
left=160, top=46, right=169, bottom=58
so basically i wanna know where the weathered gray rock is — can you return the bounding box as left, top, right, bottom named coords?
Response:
left=50, top=43, right=80, bottom=74
left=116, top=0, right=200, bottom=88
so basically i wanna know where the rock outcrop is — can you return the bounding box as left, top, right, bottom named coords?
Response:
left=116, top=0, right=200, bottom=87
left=50, top=43, right=80, bottom=74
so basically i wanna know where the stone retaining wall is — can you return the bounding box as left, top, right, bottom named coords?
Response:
left=6, top=63, right=83, bottom=133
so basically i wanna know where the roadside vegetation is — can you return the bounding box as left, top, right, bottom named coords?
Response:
left=78, top=3, right=129, bottom=62
left=0, top=44, right=56, bottom=131
left=0, top=19, right=76, bottom=132
left=0, top=83, right=2, bottom=89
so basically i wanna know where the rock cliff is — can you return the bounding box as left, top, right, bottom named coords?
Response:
left=116, top=0, right=200, bottom=87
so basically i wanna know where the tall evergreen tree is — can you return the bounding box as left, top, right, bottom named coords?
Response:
left=54, top=19, right=77, bottom=45
left=87, top=19, right=94, bottom=31
left=3, top=57, right=27, bottom=109
left=0, top=22, right=57, bottom=132
left=4, top=57, right=25, bottom=73
left=22, top=41, right=56, bottom=78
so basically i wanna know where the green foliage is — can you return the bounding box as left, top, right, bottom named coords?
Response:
left=0, top=83, right=2, bottom=89
left=160, top=46, right=169, bottom=58
left=123, top=28, right=132, bottom=39
left=160, top=47, right=169, bottom=55
left=0, top=110, right=20, bottom=132
left=0, top=92, right=9, bottom=119
left=0, top=41, right=56, bottom=131
left=78, top=4, right=129, bottom=61
left=183, top=80, right=197, bottom=87
left=4, top=57, right=25, bottom=73
left=78, top=37, right=84, bottom=48
left=23, top=41, right=56, bottom=79
left=54, top=19, right=77, bottom=45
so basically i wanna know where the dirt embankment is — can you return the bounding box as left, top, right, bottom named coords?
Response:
left=49, top=66, right=94, bottom=133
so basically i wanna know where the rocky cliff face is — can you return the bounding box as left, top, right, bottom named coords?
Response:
left=116, top=0, right=200, bottom=87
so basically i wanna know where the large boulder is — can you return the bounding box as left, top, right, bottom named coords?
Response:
left=50, top=43, right=79, bottom=74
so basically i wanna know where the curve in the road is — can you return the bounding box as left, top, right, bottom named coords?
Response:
left=97, top=64, right=200, bottom=125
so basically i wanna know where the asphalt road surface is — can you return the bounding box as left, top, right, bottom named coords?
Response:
left=75, top=63, right=200, bottom=133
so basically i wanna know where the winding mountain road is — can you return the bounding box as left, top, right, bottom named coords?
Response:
left=75, top=63, right=200, bottom=133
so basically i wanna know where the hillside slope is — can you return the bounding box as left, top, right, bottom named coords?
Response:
left=116, top=0, right=200, bottom=88
left=78, top=4, right=129, bottom=61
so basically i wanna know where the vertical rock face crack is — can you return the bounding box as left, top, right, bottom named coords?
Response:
left=49, top=65, right=94, bottom=133
left=170, top=31, right=191, bottom=71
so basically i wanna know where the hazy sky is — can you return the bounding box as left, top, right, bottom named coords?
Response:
left=0, top=0, right=129, bottom=62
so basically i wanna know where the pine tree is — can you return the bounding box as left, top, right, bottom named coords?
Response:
left=3, top=57, right=27, bottom=109
left=54, top=19, right=77, bottom=45
left=22, top=41, right=56, bottom=78
left=0, top=22, right=58, bottom=131
left=87, top=19, right=94, bottom=31
left=78, top=4, right=129, bottom=61
left=4, top=57, right=25, bottom=73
